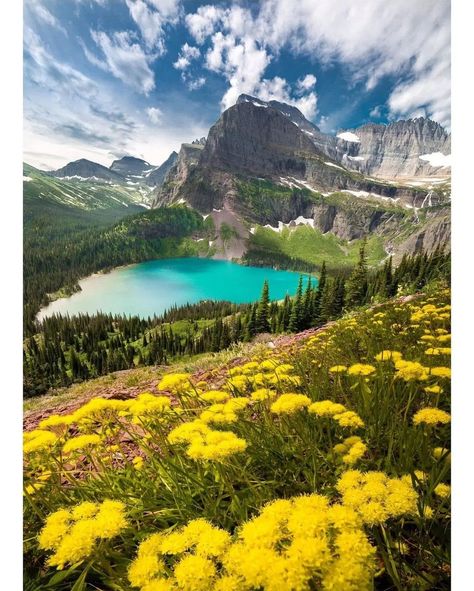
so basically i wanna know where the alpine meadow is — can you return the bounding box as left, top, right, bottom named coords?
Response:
left=23, top=1, right=452, bottom=590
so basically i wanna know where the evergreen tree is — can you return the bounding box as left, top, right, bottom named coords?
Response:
left=312, top=262, right=327, bottom=325
left=255, top=280, right=271, bottom=333
left=288, top=275, right=304, bottom=332
left=345, top=241, right=368, bottom=308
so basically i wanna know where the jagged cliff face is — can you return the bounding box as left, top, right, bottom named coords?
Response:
left=153, top=95, right=450, bottom=260
left=145, top=151, right=178, bottom=187
left=336, top=119, right=451, bottom=178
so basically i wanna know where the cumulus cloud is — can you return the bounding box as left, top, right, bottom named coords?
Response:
left=185, top=75, right=206, bottom=91
left=185, top=0, right=450, bottom=127
left=173, top=43, right=200, bottom=70
left=89, top=30, right=155, bottom=94
left=147, top=106, right=163, bottom=124
left=297, top=74, right=317, bottom=92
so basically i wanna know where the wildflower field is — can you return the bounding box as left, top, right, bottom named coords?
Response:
left=24, top=287, right=451, bottom=590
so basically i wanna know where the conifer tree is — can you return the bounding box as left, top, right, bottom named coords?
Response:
left=288, top=275, right=304, bottom=332
left=345, top=241, right=368, bottom=308
left=312, top=262, right=327, bottom=325
left=255, top=280, right=271, bottom=333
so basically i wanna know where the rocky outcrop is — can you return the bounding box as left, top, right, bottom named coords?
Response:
left=335, top=119, right=451, bottom=178
left=155, top=101, right=447, bottom=212
left=145, top=151, right=178, bottom=187
left=110, top=156, right=152, bottom=177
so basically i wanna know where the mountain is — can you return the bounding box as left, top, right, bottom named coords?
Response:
left=110, top=156, right=154, bottom=178
left=50, top=158, right=124, bottom=183
left=154, top=95, right=450, bottom=262
left=24, top=162, right=150, bottom=213
left=145, top=151, right=178, bottom=187
left=335, top=118, right=451, bottom=178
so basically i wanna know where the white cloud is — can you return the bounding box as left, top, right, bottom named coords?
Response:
left=26, top=0, right=67, bottom=34
left=185, top=0, right=450, bottom=128
left=125, top=0, right=181, bottom=52
left=369, top=105, right=382, bottom=119
left=147, top=107, right=163, bottom=124
left=90, top=30, right=155, bottom=94
left=24, top=27, right=97, bottom=100
left=173, top=43, right=200, bottom=70
left=297, top=74, right=316, bottom=92
left=186, top=76, right=206, bottom=91
left=185, top=5, right=225, bottom=44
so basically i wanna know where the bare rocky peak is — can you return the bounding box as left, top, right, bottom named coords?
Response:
left=336, top=118, right=451, bottom=178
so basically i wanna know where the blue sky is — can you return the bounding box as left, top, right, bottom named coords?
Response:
left=24, top=0, right=451, bottom=170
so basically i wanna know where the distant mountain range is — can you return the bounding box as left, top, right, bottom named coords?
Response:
left=25, top=94, right=450, bottom=262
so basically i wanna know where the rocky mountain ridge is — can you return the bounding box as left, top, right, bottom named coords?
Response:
left=154, top=95, right=450, bottom=261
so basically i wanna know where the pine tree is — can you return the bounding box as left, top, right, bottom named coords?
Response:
left=255, top=280, right=271, bottom=333
left=312, top=262, right=327, bottom=325
left=345, top=241, right=368, bottom=308
left=288, top=275, right=304, bottom=332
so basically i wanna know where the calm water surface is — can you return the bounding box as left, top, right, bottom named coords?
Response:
left=37, top=258, right=314, bottom=320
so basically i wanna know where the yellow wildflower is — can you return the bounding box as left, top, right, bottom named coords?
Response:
left=347, top=364, right=376, bottom=377
left=413, top=408, right=451, bottom=426
left=270, top=394, right=311, bottom=415
left=62, top=434, right=101, bottom=454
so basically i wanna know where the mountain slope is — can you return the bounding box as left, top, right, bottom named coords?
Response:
left=24, top=163, right=151, bottom=212
left=145, top=150, right=178, bottom=187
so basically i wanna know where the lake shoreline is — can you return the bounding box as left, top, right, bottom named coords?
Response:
left=36, top=257, right=315, bottom=322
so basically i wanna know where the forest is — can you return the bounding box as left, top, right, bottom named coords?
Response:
left=23, top=205, right=213, bottom=333
left=24, top=247, right=450, bottom=397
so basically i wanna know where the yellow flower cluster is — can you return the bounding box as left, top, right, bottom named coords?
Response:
left=337, top=470, right=418, bottom=525
left=129, top=495, right=377, bottom=591
left=158, top=373, right=192, bottom=393
left=270, top=393, right=311, bottom=415
left=413, top=408, right=451, bottom=426
left=374, top=350, right=403, bottom=362
left=128, top=518, right=230, bottom=590
left=24, top=430, right=58, bottom=454
left=394, top=360, right=429, bottom=381
left=225, top=360, right=301, bottom=393
left=168, top=419, right=247, bottom=462
left=129, top=394, right=172, bottom=418
left=347, top=364, right=376, bottom=377
left=333, top=436, right=368, bottom=465
left=39, top=500, right=128, bottom=569
left=309, top=401, right=364, bottom=428
left=200, top=397, right=249, bottom=424
left=62, top=434, right=101, bottom=454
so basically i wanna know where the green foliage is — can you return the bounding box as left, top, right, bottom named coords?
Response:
left=24, top=205, right=211, bottom=332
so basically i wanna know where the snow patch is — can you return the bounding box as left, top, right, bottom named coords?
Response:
left=249, top=227, right=256, bottom=235
left=419, top=152, right=451, bottom=167
left=325, top=162, right=345, bottom=170
left=343, top=190, right=369, bottom=197
left=348, top=156, right=365, bottom=161
left=337, top=131, right=361, bottom=143
left=23, top=176, right=33, bottom=182
left=253, top=101, right=267, bottom=108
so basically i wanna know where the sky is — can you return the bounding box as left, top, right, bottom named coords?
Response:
left=24, top=0, right=451, bottom=170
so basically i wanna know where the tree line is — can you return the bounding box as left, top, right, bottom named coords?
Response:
left=24, top=246, right=450, bottom=398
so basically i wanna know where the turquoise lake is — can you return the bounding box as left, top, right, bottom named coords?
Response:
left=37, top=258, right=314, bottom=320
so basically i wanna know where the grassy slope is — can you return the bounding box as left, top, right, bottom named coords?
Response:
left=23, top=163, right=152, bottom=211
left=249, top=225, right=387, bottom=269
left=23, top=286, right=451, bottom=590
